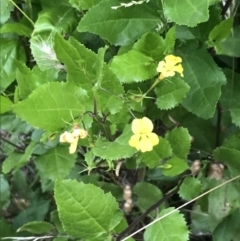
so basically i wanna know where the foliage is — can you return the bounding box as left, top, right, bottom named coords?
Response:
left=0, top=0, right=240, bottom=241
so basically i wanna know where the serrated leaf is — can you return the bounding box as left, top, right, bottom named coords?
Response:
left=15, top=61, right=38, bottom=99
left=140, top=137, right=172, bottom=168
left=213, top=147, right=240, bottom=176
left=165, top=127, right=191, bottom=159
left=164, top=0, right=209, bottom=27
left=133, top=26, right=176, bottom=61
left=144, top=207, right=189, bottom=241
left=92, top=125, right=136, bottom=160
left=33, top=6, right=78, bottom=34
left=77, top=0, right=159, bottom=46
left=180, top=48, right=226, bottom=119
left=54, top=180, right=123, bottom=239
left=17, top=221, right=54, bottom=234
left=230, top=107, right=240, bottom=127
left=0, top=95, right=12, bottom=114
left=209, top=18, right=233, bottom=43
left=2, top=142, right=36, bottom=174
left=110, top=50, right=157, bottom=83
left=162, top=157, right=189, bottom=177
left=133, top=182, right=164, bottom=218
left=12, top=82, right=88, bottom=132
left=34, top=146, right=76, bottom=181
left=179, top=177, right=202, bottom=201
left=0, top=39, right=26, bottom=91
left=155, top=77, right=190, bottom=110
left=0, top=23, right=32, bottom=36
left=51, top=210, right=65, bottom=234
left=0, top=174, right=10, bottom=210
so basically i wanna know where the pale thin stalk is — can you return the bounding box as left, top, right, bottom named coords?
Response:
left=8, top=0, right=35, bottom=26
left=121, top=174, right=240, bottom=241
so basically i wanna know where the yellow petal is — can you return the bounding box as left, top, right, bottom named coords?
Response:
left=131, top=119, right=142, bottom=134
left=129, top=134, right=141, bottom=150
left=69, top=137, right=79, bottom=154
left=147, top=132, right=159, bottom=146
left=156, top=60, right=166, bottom=73
left=165, top=55, right=182, bottom=65
left=141, top=117, right=153, bottom=133
left=139, top=135, right=153, bottom=152
left=60, top=131, right=75, bottom=143
left=173, top=64, right=184, bottom=77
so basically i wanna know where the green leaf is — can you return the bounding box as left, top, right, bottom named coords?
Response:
left=155, top=77, right=190, bottom=110
left=219, top=25, right=240, bottom=57
left=0, top=95, right=12, bottom=114
left=213, top=147, right=240, bottom=176
left=144, top=207, right=189, bottom=241
left=69, top=0, right=103, bottom=10
left=140, top=137, right=172, bottom=168
left=165, top=127, right=191, bottom=159
left=0, top=39, right=26, bottom=91
left=133, top=26, right=176, bottom=61
left=2, top=142, right=36, bottom=174
left=180, top=48, right=226, bottom=119
left=77, top=0, right=159, bottom=46
left=35, top=146, right=77, bottom=181
left=213, top=209, right=240, bottom=241
left=0, top=174, right=10, bottom=210
left=33, top=6, right=78, bottom=34
left=0, top=219, right=15, bottom=238
left=92, top=125, right=136, bottom=160
left=133, top=182, right=164, bottom=217
left=164, top=0, right=209, bottom=27
left=209, top=18, right=233, bottom=43
left=13, top=82, right=88, bottom=132
left=0, top=0, right=14, bottom=24
left=179, top=177, right=202, bottom=201
left=110, top=50, right=157, bottom=83
left=15, top=61, right=38, bottom=99
left=51, top=210, right=65, bottom=234
left=0, top=23, right=32, bottom=37
left=162, top=157, right=189, bottom=177
left=17, top=221, right=54, bottom=234
left=54, top=180, right=123, bottom=239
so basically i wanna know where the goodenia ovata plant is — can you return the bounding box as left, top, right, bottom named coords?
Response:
left=1, top=0, right=240, bottom=241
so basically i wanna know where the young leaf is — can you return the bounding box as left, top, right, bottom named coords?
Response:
left=92, top=125, right=136, bottom=160
left=155, top=77, right=190, bottom=110
left=0, top=96, right=12, bottom=114
left=34, top=146, right=77, bottom=181
left=77, top=0, right=159, bottom=46
left=12, top=82, right=88, bottom=132
left=17, top=221, right=54, bottom=234
left=133, top=182, right=164, bottom=217
left=164, top=0, right=209, bottom=27
left=180, top=48, right=226, bottom=119
left=110, top=50, right=157, bottom=83
left=54, top=180, right=123, bottom=239
left=0, top=23, right=32, bottom=37
left=144, top=207, right=189, bottom=241
left=140, top=137, right=172, bottom=168
left=165, top=127, right=191, bottom=159
left=179, top=177, right=202, bottom=201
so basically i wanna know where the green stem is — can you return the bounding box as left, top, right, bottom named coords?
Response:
left=144, top=78, right=161, bottom=96
left=9, top=0, right=35, bottom=27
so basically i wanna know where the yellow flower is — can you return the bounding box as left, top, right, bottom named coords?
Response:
left=129, top=117, right=159, bottom=152
left=60, top=128, right=88, bottom=154
left=156, top=55, right=184, bottom=80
